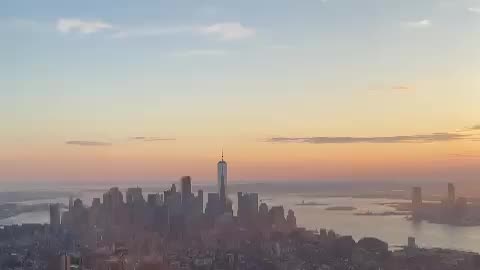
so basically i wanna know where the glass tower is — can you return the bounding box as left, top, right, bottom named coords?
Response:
left=217, top=150, right=227, bottom=209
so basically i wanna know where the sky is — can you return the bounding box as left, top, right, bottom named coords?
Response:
left=0, top=0, right=479, bottom=183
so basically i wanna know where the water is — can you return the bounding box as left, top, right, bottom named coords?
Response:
left=0, top=211, right=50, bottom=225
left=266, top=194, right=480, bottom=252
left=2, top=187, right=480, bottom=253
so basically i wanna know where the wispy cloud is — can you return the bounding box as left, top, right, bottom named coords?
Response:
left=57, top=18, right=113, bottom=34
left=111, top=22, right=255, bottom=41
left=449, top=153, right=480, bottom=159
left=266, top=132, right=471, bottom=144
left=111, top=26, right=191, bottom=39
left=198, top=22, right=255, bottom=40
left=130, top=137, right=176, bottom=142
left=170, top=49, right=228, bottom=57
left=404, top=19, right=431, bottom=29
left=470, top=125, right=480, bottom=130
left=467, top=7, right=480, bottom=14
left=66, top=140, right=112, bottom=146
left=10, top=18, right=255, bottom=41
left=367, top=85, right=413, bottom=93
left=455, top=124, right=480, bottom=133
left=391, top=85, right=411, bottom=91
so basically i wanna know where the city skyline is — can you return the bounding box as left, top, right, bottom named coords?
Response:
left=1, top=0, right=480, bottom=183
left=3, top=164, right=480, bottom=268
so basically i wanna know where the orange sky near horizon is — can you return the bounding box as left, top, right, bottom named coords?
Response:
left=1, top=132, right=479, bottom=183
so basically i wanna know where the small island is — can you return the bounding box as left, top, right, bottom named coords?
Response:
left=296, top=200, right=329, bottom=206
left=325, top=206, right=357, bottom=211
left=355, top=211, right=410, bottom=216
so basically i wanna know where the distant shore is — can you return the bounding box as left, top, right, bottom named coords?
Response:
left=0, top=203, right=67, bottom=220
left=325, top=206, right=357, bottom=211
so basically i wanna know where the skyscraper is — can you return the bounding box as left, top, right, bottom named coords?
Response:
left=103, top=187, right=124, bottom=210
left=412, top=187, right=422, bottom=209
left=217, top=150, right=227, bottom=210
left=49, top=203, right=60, bottom=230
left=68, top=196, right=73, bottom=211
left=164, top=184, right=182, bottom=215
left=237, top=192, right=259, bottom=222
left=286, top=209, right=297, bottom=230
left=147, top=193, right=161, bottom=207
left=126, top=187, right=144, bottom=205
left=269, top=206, right=286, bottom=229
left=197, top=189, right=204, bottom=214
left=206, top=193, right=221, bottom=218
left=448, top=182, right=455, bottom=206
left=181, top=176, right=192, bottom=203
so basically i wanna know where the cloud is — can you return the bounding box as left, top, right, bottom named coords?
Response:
left=111, top=22, right=255, bottom=41
left=455, top=124, right=480, bottom=133
left=130, top=137, right=176, bottom=142
left=367, top=85, right=413, bottom=93
left=66, top=140, right=111, bottom=146
left=57, top=18, right=113, bottom=34
left=5, top=18, right=256, bottom=41
left=449, top=153, right=480, bottom=159
left=470, top=125, right=480, bottom=130
left=404, top=19, right=431, bottom=28
left=391, top=86, right=411, bottom=91
left=266, top=132, right=471, bottom=144
left=111, top=26, right=191, bottom=39
left=468, top=7, right=480, bottom=14
left=170, top=49, right=228, bottom=57
left=198, top=22, right=255, bottom=40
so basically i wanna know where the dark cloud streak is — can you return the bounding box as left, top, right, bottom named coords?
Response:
left=130, top=137, right=176, bottom=142
left=449, top=153, right=480, bottom=159
left=267, top=132, right=471, bottom=144
left=66, top=141, right=112, bottom=146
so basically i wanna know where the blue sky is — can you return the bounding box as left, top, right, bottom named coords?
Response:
left=2, top=0, right=479, bottom=94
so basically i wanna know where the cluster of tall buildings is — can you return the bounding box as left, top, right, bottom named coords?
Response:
left=53, top=153, right=297, bottom=244
left=411, top=182, right=469, bottom=223
left=411, top=182, right=466, bottom=210
left=42, top=153, right=303, bottom=270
